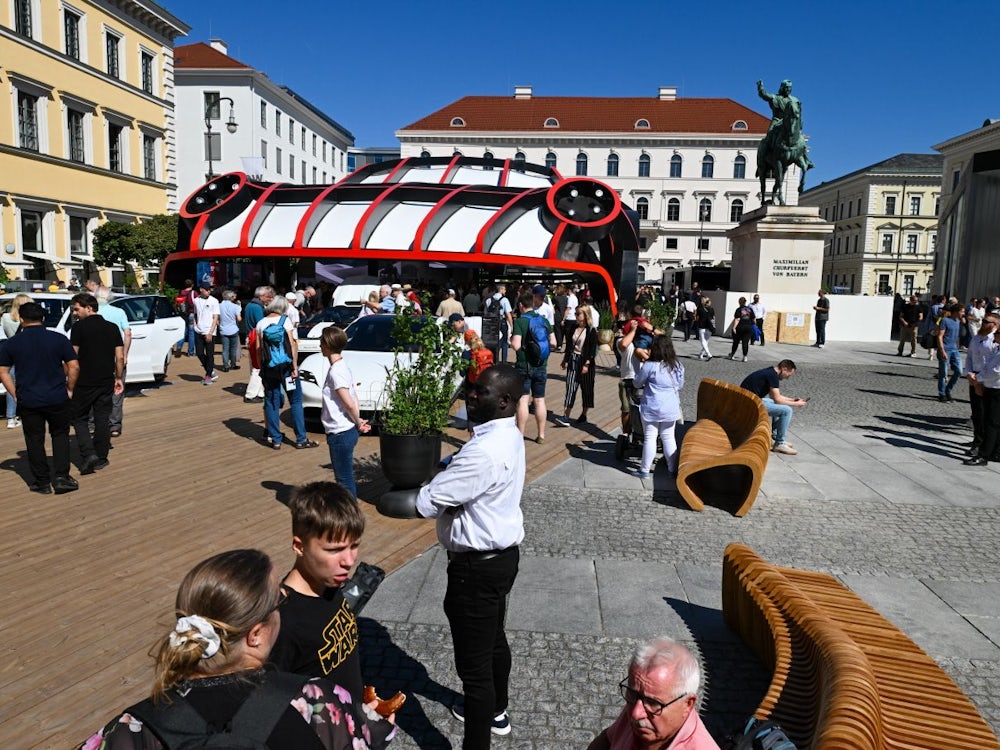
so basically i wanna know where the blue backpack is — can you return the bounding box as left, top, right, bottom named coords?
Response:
left=261, top=315, right=292, bottom=370
left=524, top=313, right=550, bottom=367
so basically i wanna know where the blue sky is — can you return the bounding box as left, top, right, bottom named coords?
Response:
left=166, top=0, right=997, bottom=187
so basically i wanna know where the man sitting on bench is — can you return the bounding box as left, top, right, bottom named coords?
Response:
left=740, top=359, right=808, bottom=456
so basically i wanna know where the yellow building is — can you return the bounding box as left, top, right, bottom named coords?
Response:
left=0, top=0, right=189, bottom=287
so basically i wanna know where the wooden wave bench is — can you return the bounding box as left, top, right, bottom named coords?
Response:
left=676, top=378, right=772, bottom=516
left=721, top=542, right=1000, bottom=750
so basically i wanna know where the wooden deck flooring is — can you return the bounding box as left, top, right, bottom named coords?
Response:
left=0, top=347, right=626, bottom=749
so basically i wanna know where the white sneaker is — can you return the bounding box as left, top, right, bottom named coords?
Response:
left=7, top=417, right=21, bottom=428
left=773, top=443, right=798, bottom=455
left=742, top=355, right=748, bottom=362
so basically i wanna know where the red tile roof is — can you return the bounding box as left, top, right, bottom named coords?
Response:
left=175, top=42, right=252, bottom=70
left=400, top=95, right=770, bottom=134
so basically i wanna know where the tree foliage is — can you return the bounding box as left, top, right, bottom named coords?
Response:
left=92, top=214, right=180, bottom=267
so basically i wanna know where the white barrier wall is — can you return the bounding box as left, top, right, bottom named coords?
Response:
left=702, top=291, right=893, bottom=343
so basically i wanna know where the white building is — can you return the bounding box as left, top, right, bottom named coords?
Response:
left=174, top=40, right=353, bottom=202
left=396, top=85, right=792, bottom=284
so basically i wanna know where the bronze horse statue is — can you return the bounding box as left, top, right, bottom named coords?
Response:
left=755, top=79, right=814, bottom=206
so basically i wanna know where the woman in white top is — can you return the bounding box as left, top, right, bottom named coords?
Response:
left=632, top=335, right=685, bottom=479
left=1, top=293, right=31, bottom=427
left=319, top=326, right=370, bottom=497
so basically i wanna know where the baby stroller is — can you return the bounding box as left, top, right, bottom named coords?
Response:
left=614, top=380, right=661, bottom=461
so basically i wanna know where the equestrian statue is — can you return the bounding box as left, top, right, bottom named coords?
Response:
left=756, top=79, right=814, bottom=206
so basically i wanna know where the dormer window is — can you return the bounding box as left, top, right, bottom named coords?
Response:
left=635, top=119, right=650, bottom=129
left=544, top=117, right=559, bottom=128
left=732, top=120, right=748, bottom=130
left=450, top=117, right=465, bottom=127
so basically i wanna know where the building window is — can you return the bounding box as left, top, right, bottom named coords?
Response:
left=69, top=215, right=88, bottom=256
left=204, top=132, right=220, bottom=162
left=204, top=91, right=221, bottom=120
left=906, top=234, right=918, bottom=254
left=733, top=155, right=746, bottom=179
left=885, top=195, right=896, bottom=215
left=847, top=201, right=852, bottom=218
left=853, top=235, right=859, bottom=253
left=260, top=101, right=266, bottom=128
left=638, top=237, right=648, bottom=250
left=857, top=198, right=862, bottom=215
left=513, top=151, right=526, bottom=169
left=419, top=150, right=430, bottom=158
left=698, top=198, right=712, bottom=222
left=105, top=31, right=121, bottom=78
left=288, top=120, right=294, bottom=144
left=909, top=195, right=921, bottom=215
left=935, top=196, right=940, bottom=214
left=576, top=153, right=588, bottom=176
left=930, top=235, right=936, bottom=255
left=18, top=92, right=39, bottom=151
left=701, top=155, right=714, bottom=178
left=667, top=198, right=680, bottom=222
left=730, top=199, right=744, bottom=223
left=140, top=52, right=154, bottom=94
left=450, top=117, right=465, bottom=127
left=836, top=237, right=841, bottom=254
left=903, top=274, right=915, bottom=295
left=289, top=154, right=294, bottom=178
left=322, top=171, right=327, bottom=182
left=634, top=119, right=650, bottom=129
left=312, top=166, right=317, bottom=182
left=482, top=150, right=494, bottom=170
left=697, top=238, right=709, bottom=251
left=669, top=154, right=682, bottom=178
left=665, top=238, right=678, bottom=249
left=64, top=9, right=81, bottom=59
left=878, top=274, right=890, bottom=295
left=952, top=170, right=960, bottom=190
left=636, top=197, right=649, bottom=220
left=606, top=153, right=619, bottom=177
left=638, top=154, right=650, bottom=177
left=544, top=117, right=559, bottom=128
left=732, top=120, right=748, bottom=130
left=301, top=126, right=306, bottom=150
left=301, top=160, right=305, bottom=183
left=347, top=152, right=356, bottom=171
left=14, top=0, right=32, bottom=36
left=67, top=109, right=85, bottom=162
left=312, top=134, right=317, bottom=156
left=881, top=233, right=893, bottom=254
left=276, top=147, right=282, bottom=174
left=322, top=141, right=327, bottom=161
left=276, top=112, right=281, bottom=137
left=142, top=135, right=156, bottom=179
left=545, top=152, right=557, bottom=169
left=261, top=140, right=267, bottom=169
left=21, top=209, right=43, bottom=252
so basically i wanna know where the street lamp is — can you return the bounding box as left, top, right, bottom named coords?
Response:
left=205, top=95, right=238, bottom=179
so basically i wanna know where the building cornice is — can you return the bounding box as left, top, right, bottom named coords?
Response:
left=0, top=143, right=172, bottom=192
left=396, top=131, right=761, bottom=149
left=932, top=120, right=1000, bottom=152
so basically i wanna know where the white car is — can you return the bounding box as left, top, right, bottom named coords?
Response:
left=295, top=305, right=361, bottom=360
left=298, top=314, right=457, bottom=417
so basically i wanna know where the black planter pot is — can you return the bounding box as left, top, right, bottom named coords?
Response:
left=377, top=432, right=443, bottom=518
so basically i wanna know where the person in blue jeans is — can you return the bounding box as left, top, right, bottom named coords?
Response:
left=936, top=303, right=964, bottom=402
left=255, top=296, right=318, bottom=451
left=319, top=326, right=370, bottom=497
left=218, top=290, right=242, bottom=372
left=740, top=360, right=808, bottom=455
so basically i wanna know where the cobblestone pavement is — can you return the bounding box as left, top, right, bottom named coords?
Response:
left=361, top=343, right=1000, bottom=748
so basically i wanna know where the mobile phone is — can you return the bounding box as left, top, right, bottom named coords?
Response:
left=801, top=396, right=810, bottom=403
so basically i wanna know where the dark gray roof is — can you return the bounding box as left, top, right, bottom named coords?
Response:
left=279, top=85, right=355, bottom=142
left=802, top=153, right=943, bottom=195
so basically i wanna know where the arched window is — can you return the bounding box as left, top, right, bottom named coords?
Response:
left=453, top=150, right=462, bottom=156
left=576, top=153, right=588, bottom=176
left=669, top=154, right=682, bottom=178
left=544, top=117, right=559, bottom=128
left=450, top=117, right=465, bottom=127
left=545, top=152, right=557, bottom=169
left=636, top=197, right=649, bottom=220
left=667, top=198, right=680, bottom=221
left=637, top=265, right=646, bottom=281
left=733, top=155, right=746, bottom=179
left=513, top=151, right=526, bottom=168
left=483, top=151, right=494, bottom=170
left=638, top=154, right=650, bottom=177
left=730, top=199, right=744, bottom=223
left=732, top=120, right=748, bottom=130
left=419, top=150, right=431, bottom=158
left=701, top=155, right=715, bottom=178
left=699, top=198, right=712, bottom=222
left=635, top=119, right=650, bottom=129
left=606, top=153, right=619, bottom=177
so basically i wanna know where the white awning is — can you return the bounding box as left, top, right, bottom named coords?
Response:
left=21, top=251, right=56, bottom=261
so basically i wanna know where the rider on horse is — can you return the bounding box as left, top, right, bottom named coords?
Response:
left=756, top=79, right=814, bottom=206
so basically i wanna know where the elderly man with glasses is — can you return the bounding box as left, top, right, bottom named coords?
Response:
left=588, top=636, right=719, bottom=750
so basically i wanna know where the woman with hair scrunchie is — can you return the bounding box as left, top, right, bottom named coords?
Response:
left=79, top=549, right=396, bottom=749
left=558, top=305, right=599, bottom=425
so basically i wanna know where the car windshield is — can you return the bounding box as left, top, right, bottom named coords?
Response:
left=303, top=306, right=356, bottom=327
left=1, top=297, right=71, bottom=328
left=343, top=315, right=431, bottom=352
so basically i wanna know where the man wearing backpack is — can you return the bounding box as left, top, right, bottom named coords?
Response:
left=511, top=291, right=556, bottom=444
left=483, top=284, right=513, bottom=364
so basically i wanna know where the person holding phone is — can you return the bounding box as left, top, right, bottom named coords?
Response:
left=739, top=359, right=808, bottom=455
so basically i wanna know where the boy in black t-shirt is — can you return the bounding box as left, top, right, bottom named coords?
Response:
left=269, top=482, right=365, bottom=701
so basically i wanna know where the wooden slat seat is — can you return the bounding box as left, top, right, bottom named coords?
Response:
left=722, top=543, right=1000, bottom=750
left=676, top=378, right=771, bottom=516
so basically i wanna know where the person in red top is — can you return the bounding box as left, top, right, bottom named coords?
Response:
left=588, top=637, right=719, bottom=750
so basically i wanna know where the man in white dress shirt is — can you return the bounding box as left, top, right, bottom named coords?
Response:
left=416, top=364, right=526, bottom=748
left=749, top=294, right=767, bottom=346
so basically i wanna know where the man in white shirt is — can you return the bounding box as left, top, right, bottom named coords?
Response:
left=416, top=364, right=525, bottom=747
left=563, top=286, right=579, bottom=345
left=532, top=284, right=555, bottom=327
left=750, top=294, right=767, bottom=346
left=193, top=284, right=220, bottom=384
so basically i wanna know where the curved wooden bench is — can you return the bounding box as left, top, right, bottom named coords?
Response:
left=676, top=378, right=771, bottom=516
left=723, top=543, right=1000, bottom=750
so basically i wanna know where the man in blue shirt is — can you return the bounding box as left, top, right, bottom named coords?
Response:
left=0, top=302, right=80, bottom=493
left=98, top=299, right=131, bottom=436
left=936, top=303, right=964, bottom=402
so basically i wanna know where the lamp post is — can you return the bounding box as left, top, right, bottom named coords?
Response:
left=205, top=95, right=238, bottom=179
left=697, top=201, right=708, bottom=265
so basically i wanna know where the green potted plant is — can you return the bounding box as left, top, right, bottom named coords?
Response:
left=595, top=301, right=616, bottom=350
left=377, top=310, right=465, bottom=516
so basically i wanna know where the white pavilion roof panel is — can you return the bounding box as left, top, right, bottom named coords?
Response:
left=203, top=201, right=255, bottom=250
left=392, top=167, right=448, bottom=184
left=253, top=203, right=310, bottom=247
left=427, top=205, right=497, bottom=253
left=489, top=209, right=552, bottom=258
left=366, top=202, right=435, bottom=249
left=451, top=167, right=502, bottom=186
left=307, top=202, right=369, bottom=248
left=505, top=171, right=553, bottom=189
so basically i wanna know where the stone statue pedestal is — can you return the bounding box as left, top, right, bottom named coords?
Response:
left=726, top=205, right=832, bottom=295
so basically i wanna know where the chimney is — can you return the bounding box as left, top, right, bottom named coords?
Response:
left=514, top=85, right=532, bottom=99
left=210, top=38, right=228, bottom=56
left=658, top=86, right=677, bottom=101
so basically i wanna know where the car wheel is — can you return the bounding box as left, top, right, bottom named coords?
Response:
left=153, top=353, right=170, bottom=383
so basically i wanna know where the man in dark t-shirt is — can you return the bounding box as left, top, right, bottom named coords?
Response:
left=740, top=359, right=807, bottom=455
left=0, top=302, right=79, bottom=493
left=70, top=293, right=124, bottom=474
left=897, top=295, right=923, bottom=357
